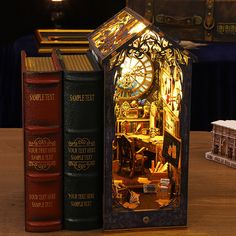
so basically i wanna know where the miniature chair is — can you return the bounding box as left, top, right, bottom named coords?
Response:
left=129, top=142, right=147, bottom=178
left=117, top=135, right=147, bottom=178
left=117, top=135, right=133, bottom=175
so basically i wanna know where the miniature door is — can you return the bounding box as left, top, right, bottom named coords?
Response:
left=88, top=7, right=192, bottom=230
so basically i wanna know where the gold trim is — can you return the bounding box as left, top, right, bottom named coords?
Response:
left=217, top=23, right=236, bottom=34
left=35, top=29, right=93, bottom=53
left=38, top=47, right=89, bottom=54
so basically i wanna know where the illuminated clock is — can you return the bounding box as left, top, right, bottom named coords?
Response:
left=114, top=54, right=154, bottom=100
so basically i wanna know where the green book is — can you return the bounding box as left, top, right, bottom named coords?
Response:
left=57, top=50, right=103, bottom=230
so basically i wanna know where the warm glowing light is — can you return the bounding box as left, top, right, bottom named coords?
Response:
left=129, top=23, right=146, bottom=34
left=51, top=0, right=63, bottom=2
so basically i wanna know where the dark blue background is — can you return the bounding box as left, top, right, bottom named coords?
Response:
left=1, top=0, right=236, bottom=131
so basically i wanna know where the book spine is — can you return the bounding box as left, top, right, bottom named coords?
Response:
left=23, top=69, right=62, bottom=232
left=63, top=71, right=103, bottom=230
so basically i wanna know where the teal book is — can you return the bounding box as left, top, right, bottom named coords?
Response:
left=57, top=50, right=103, bottom=230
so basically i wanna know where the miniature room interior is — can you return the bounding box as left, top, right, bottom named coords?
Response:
left=111, top=57, right=183, bottom=210
left=88, top=8, right=191, bottom=211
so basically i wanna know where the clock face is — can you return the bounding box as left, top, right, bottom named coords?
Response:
left=114, top=54, right=154, bottom=100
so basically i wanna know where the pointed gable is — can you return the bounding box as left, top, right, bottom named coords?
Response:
left=88, top=7, right=151, bottom=63
left=88, top=7, right=192, bottom=66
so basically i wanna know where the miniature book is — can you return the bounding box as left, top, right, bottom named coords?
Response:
left=205, top=120, right=236, bottom=168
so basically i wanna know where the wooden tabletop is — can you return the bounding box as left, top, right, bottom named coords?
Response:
left=0, top=129, right=235, bottom=236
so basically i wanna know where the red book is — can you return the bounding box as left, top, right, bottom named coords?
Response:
left=21, top=50, right=62, bottom=232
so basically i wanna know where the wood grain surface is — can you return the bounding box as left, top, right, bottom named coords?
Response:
left=0, top=129, right=235, bottom=236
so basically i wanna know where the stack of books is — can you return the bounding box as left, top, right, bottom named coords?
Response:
left=21, top=49, right=103, bottom=232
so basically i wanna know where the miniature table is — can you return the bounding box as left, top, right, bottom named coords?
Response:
left=0, top=128, right=236, bottom=235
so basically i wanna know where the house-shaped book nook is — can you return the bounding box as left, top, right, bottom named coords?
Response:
left=88, top=7, right=193, bottom=230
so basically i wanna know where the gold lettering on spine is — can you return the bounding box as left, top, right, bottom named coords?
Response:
left=29, top=193, right=56, bottom=208
left=67, top=193, right=95, bottom=208
left=70, top=201, right=92, bottom=207
left=67, top=138, right=96, bottom=171
left=68, top=193, right=95, bottom=199
left=28, top=137, right=57, bottom=171
left=29, top=93, right=55, bottom=101
left=69, top=93, right=95, bottom=102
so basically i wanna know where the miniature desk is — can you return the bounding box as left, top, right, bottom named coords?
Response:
left=0, top=128, right=236, bottom=235
left=131, top=134, right=163, bottom=162
left=115, top=133, right=163, bottom=158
